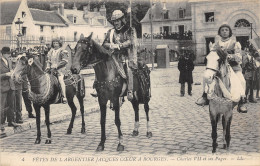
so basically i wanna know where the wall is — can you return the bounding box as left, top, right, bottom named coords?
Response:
left=191, top=0, right=260, bottom=63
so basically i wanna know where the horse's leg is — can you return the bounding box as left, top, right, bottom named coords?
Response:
left=145, top=102, right=152, bottom=138
left=96, top=98, right=108, bottom=152
left=66, top=93, right=77, bottom=134
left=226, top=114, right=233, bottom=150
left=209, top=104, right=218, bottom=153
left=131, top=99, right=139, bottom=136
left=43, top=104, right=51, bottom=144
left=114, top=98, right=124, bottom=151
left=222, top=115, right=227, bottom=149
left=76, top=94, right=85, bottom=134
left=34, top=104, right=41, bottom=144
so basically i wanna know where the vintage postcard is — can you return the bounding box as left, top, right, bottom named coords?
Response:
left=0, top=0, right=259, bottom=165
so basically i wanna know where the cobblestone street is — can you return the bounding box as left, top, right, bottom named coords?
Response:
left=1, top=65, right=260, bottom=165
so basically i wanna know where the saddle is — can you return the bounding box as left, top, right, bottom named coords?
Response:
left=50, top=70, right=85, bottom=104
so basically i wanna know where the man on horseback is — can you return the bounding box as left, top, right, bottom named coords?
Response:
left=45, top=38, right=68, bottom=103
left=196, top=23, right=247, bottom=113
left=101, top=10, right=138, bottom=101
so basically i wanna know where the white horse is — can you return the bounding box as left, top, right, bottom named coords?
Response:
left=204, top=44, right=243, bottom=153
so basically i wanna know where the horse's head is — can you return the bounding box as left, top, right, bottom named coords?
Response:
left=204, top=47, right=228, bottom=84
left=13, top=52, right=43, bottom=84
left=71, top=33, right=94, bottom=74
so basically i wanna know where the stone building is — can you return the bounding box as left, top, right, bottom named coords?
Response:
left=141, top=1, right=192, bottom=39
left=0, top=0, right=112, bottom=48
left=190, top=0, right=260, bottom=63
left=141, top=0, right=260, bottom=64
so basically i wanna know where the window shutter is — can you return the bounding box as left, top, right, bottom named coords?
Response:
left=169, top=26, right=172, bottom=33
left=160, top=27, right=162, bottom=33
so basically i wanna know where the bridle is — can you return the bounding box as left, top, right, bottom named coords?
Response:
left=75, top=39, right=103, bottom=69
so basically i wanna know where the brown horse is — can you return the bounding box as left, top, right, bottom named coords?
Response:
left=205, top=48, right=239, bottom=153
left=13, top=53, right=86, bottom=144
left=71, top=34, right=152, bottom=151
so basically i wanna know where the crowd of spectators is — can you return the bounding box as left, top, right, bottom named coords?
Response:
left=143, top=30, right=192, bottom=40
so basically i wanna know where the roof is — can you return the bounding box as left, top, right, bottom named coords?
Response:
left=0, top=1, right=21, bottom=25
left=29, top=8, right=67, bottom=26
left=141, top=1, right=191, bottom=23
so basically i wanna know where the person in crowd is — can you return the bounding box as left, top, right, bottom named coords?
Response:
left=45, top=38, right=69, bottom=103
left=196, top=23, right=247, bottom=113
left=22, top=79, right=36, bottom=118
left=178, top=50, right=194, bottom=96
left=254, top=54, right=260, bottom=99
left=10, top=51, right=23, bottom=123
left=0, top=47, right=19, bottom=128
left=242, top=48, right=257, bottom=103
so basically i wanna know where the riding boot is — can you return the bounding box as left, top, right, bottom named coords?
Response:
left=196, top=92, right=209, bottom=106
left=90, top=88, right=98, bottom=97
left=91, top=76, right=98, bottom=97
left=58, top=75, right=67, bottom=104
left=237, top=98, right=247, bottom=113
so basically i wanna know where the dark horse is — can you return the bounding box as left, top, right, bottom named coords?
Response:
left=13, top=53, right=86, bottom=144
left=71, top=34, right=152, bottom=151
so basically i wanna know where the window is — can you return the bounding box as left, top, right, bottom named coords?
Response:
left=97, top=19, right=104, bottom=25
left=205, top=12, right=214, bottom=22
left=40, top=25, right=44, bottom=32
left=22, top=11, right=26, bottom=18
left=73, top=17, right=77, bottom=23
left=51, top=26, right=54, bottom=31
left=235, top=19, right=250, bottom=27
left=6, top=26, right=11, bottom=35
left=179, top=8, right=185, bottom=19
left=85, top=18, right=89, bottom=24
left=22, top=27, right=26, bottom=36
left=163, top=10, right=169, bottom=19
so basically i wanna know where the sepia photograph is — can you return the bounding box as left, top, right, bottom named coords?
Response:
left=0, top=0, right=259, bottom=165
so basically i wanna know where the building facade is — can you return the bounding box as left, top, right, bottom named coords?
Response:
left=141, top=1, right=192, bottom=39
left=141, top=0, right=260, bottom=64
left=190, top=0, right=260, bottom=63
left=0, top=0, right=112, bottom=49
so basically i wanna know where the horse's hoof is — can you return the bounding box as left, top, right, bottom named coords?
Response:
left=96, top=145, right=104, bottom=152
left=67, top=129, right=72, bottom=134
left=45, top=139, right=52, bottom=144
left=223, top=144, right=227, bottom=149
left=132, top=130, right=139, bottom=137
left=146, top=132, right=153, bottom=138
left=81, top=128, right=85, bottom=134
left=117, top=143, right=124, bottom=152
left=212, top=149, right=216, bottom=153
left=35, top=139, right=41, bottom=144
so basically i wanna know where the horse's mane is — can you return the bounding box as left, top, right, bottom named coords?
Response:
left=91, top=39, right=111, bottom=57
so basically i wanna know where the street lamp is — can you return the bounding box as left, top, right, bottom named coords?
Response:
left=15, top=18, right=24, bottom=50
left=150, top=0, right=154, bottom=70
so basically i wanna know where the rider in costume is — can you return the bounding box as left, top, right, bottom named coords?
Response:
left=45, top=38, right=68, bottom=103
left=196, top=23, right=247, bottom=113
left=101, top=10, right=138, bottom=101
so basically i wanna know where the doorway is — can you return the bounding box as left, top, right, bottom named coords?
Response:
left=236, top=36, right=249, bottom=50
left=178, top=25, right=184, bottom=35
